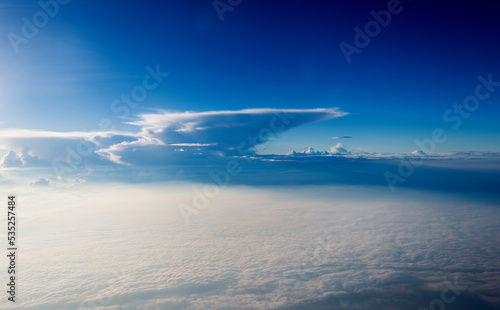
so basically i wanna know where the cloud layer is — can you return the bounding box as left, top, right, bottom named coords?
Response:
left=6, top=184, right=500, bottom=310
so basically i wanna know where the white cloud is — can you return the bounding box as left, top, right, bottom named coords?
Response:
left=0, top=107, right=499, bottom=192
left=0, top=128, right=126, bottom=140
left=6, top=184, right=500, bottom=310
left=286, top=147, right=325, bottom=156
left=286, top=143, right=351, bottom=156
left=93, top=108, right=348, bottom=165
left=127, top=108, right=347, bottom=133
left=328, top=143, right=350, bottom=155
left=169, top=143, right=218, bottom=147
left=1, top=150, right=22, bottom=167
left=30, top=178, right=49, bottom=187
left=0, top=108, right=348, bottom=168
left=412, top=150, right=426, bottom=156
left=331, top=136, right=352, bottom=139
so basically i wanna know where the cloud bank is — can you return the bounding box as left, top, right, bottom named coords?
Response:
left=6, top=184, right=500, bottom=310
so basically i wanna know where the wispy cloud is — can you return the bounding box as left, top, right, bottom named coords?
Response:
left=331, top=136, right=352, bottom=139
left=127, top=108, right=347, bottom=133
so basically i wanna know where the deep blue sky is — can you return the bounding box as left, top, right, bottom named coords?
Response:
left=1, top=0, right=499, bottom=154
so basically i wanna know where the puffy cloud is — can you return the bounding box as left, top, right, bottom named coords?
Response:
left=0, top=129, right=138, bottom=166
left=1, top=150, right=22, bottom=167
left=286, top=144, right=351, bottom=156
left=328, top=143, right=350, bottom=155
left=10, top=184, right=500, bottom=310
left=286, top=147, right=326, bottom=156
left=30, top=178, right=49, bottom=187
left=20, top=147, right=45, bottom=167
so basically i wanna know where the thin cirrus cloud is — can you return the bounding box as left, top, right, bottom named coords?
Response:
left=332, top=136, right=352, bottom=139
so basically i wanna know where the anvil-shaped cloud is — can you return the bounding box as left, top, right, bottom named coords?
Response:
left=2, top=107, right=500, bottom=196
left=0, top=108, right=347, bottom=167
left=104, top=108, right=347, bottom=164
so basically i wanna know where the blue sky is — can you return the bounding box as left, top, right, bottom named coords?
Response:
left=0, top=0, right=500, bottom=195
left=1, top=0, right=500, bottom=155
